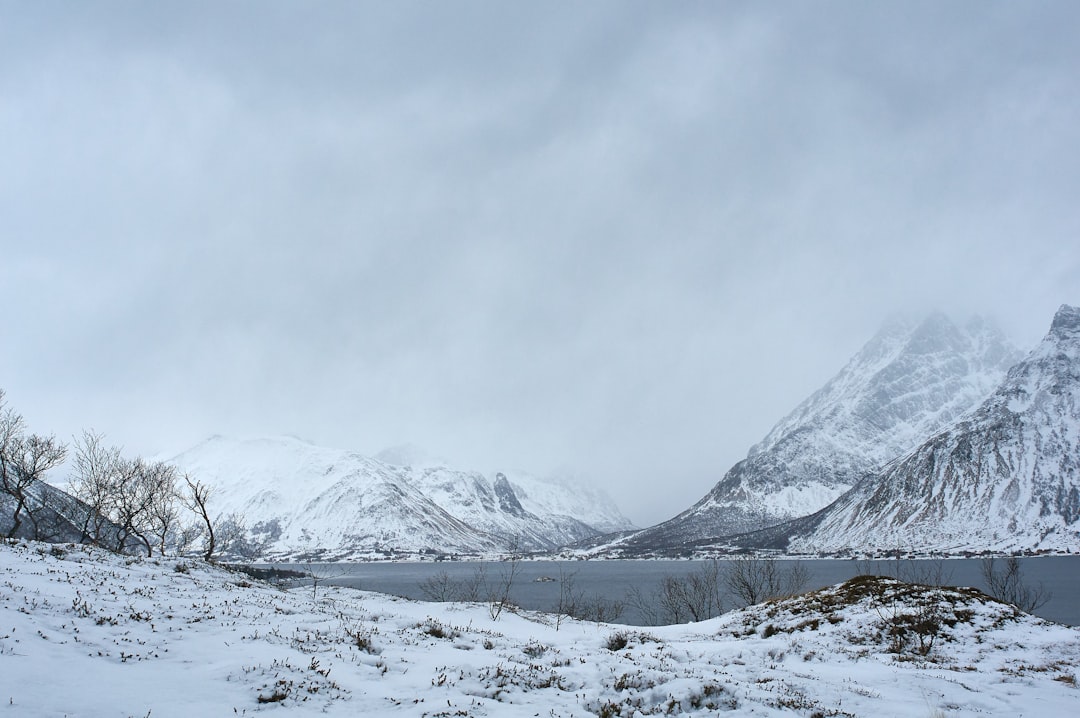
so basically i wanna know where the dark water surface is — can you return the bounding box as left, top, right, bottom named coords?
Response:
left=306, top=557, right=1079, bottom=626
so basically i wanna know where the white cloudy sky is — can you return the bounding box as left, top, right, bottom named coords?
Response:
left=2, top=2, right=1078, bottom=525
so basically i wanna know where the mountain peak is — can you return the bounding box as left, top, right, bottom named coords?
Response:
left=610, top=311, right=1022, bottom=553
left=374, top=443, right=447, bottom=469
left=779, top=303, right=1080, bottom=554
left=493, top=473, right=528, bottom=518
left=1051, top=304, right=1080, bottom=337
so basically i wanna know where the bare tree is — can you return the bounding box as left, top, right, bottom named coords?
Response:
left=724, top=555, right=808, bottom=608
left=70, top=431, right=123, bottom=548
left=625, top=561, right=727, bottom=626
left=21, top=485, right=62, bottom=541
left=184, top=474, right=216, bottom=561
left=70, top=433, right=186, bottom=557
left=418, top=570, right=460, bottom=602
left=657, top=574, right=690, bottom=623
left=576, top=594, right=626, bottom=624
left=683, top=559, right=724, bottom=620
left=552, top=566, right=583, bottom=630
left=144, top=462, right=181, bottom=556
left=109, top=457, right=163, bottom=556
left=653, top=560, right=725, bottom=623
left=174, top=522, right=203, bottom=557
left=215, top=512, right=259, bottom=558
left=458, top=563, right=488, bottom=602
left=302, top=561, right=349, bottom=600
left=624, top=584, right=662, bottom=626
left=417, top=564, right=493, bottom=604
left=980, top=556, right=1051, bottom=613
left=0, top=394, right=68, bottom=539
left=487, top=546, right=522, bottom=620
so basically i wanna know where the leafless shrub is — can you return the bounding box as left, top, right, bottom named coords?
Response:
left=522, top=640, right=548, bottom=658
left=624, top=583, right=662, bottom=626
left=869, top=581, right=944, bottom=658
left=458, top=563, right=488, bottom=602
left=418, top=570, right=460, bottom=602
left=421, top=618, right=458, bottom=639
left=980, top=556, right=1050, bottom=613
left=626, top=560, right=725, bottom=625
left=577, top=594, right=625, bottom=624
left=552, top=566, right=583, bottom=630
left=724, top=555, right=808, bottom=608
left=487, top=547, right=521, bottom=620
left=301, top=562, right=349, bottom=600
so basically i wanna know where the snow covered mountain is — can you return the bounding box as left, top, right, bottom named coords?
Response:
left=608, top=313, right=1020, bottom=554
left=168, top=436, right=634, bottom=559
left=776, top=304, right=1080, bottom=554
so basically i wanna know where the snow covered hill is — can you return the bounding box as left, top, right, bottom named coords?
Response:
left=168, top=436, right=634, bottom=559
left=607, top=313, right=1019, bottom=554
left=3, top=539, right=1079, bottom=717
left=0, top=478, right=99, bottom=543
left=777, top=304, right=1080, bottom=554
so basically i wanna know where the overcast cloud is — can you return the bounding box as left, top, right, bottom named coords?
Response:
left=2, top=1, right=1078, bottom=525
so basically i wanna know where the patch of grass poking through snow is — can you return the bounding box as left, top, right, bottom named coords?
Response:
left=420, top=617, right=460, bottom=640
left=522, top=639, right=548, bottom=658
left=736, top=575, right=1030, bottom=663
left=245, top=656, right=348, bottom=707
left=604, top=631, right=629, bottom=651
left=604, top=630, right=662, bottom=651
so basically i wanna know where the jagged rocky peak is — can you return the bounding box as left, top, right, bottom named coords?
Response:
left=989, top=304, right=1080, bottom=416
left=737, top=309, right=1022, bottom=498
left=781, top=303, right=1080, bottom=554
left=749, top=311, right=1019, bottom=462
left=493, top=473, right=528, bottom=517
left=605, top=311, right=1022, bottom=554
left=1050, top=303, right=1080, bottom=336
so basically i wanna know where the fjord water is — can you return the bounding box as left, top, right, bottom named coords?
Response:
left=323, top=557, right=1080, bottom=626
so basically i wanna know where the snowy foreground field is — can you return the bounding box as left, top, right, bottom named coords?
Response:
left=2, top=541, right=1079, bottom=717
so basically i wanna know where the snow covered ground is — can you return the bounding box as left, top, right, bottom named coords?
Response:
left=2, top=540, right=1078, bottom=717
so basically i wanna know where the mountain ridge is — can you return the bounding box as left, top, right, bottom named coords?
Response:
left=774, top=303, right=1080, bottom=554
left=168, top=435, right=635, bottom=559
left=601, top=312, right=1021, bottom=554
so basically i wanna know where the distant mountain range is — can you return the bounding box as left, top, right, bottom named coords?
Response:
left=598, top=305, right=1079, bottom=557
left=15, top=307, right=1075, bottom=560
left=167, top=436, right=635, bottom=559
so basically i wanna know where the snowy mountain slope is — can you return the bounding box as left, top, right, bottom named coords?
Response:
left=0, top=477, right=101, bottom=543
left=778, top=304, right=1080, bottom=554
left=4, top=539, right=1080, bottom=717
left=371, top=444, right=634, bottom=535
left=168, top=435, right=633, bottom=558
left=610, top=313, right=1020, bottom=553
left=500, top=469, right=635, bottom=535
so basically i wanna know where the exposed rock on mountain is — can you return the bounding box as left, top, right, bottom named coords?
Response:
left=168, top=436, right=634, bottom=559
left=609, top=313, right=1020, bottom=554
left=779, top=304, right=1080, bottom=554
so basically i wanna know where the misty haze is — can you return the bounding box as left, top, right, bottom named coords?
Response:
left=2, top=3, right=1079, bottom=717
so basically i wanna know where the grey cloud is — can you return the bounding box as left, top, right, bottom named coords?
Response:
left=1, top=2, right=1078, bottom=524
